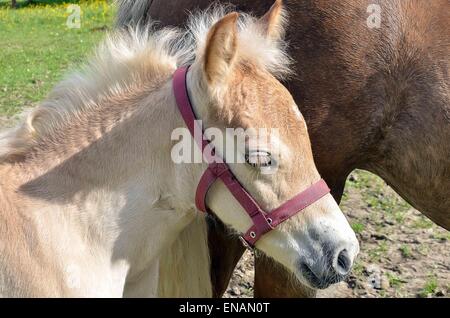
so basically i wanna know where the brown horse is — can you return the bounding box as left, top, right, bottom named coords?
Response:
left=117, top=0, right=450, bottom=297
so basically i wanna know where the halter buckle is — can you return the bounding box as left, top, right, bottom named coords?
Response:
left=239, top=236, right=254, bottom=251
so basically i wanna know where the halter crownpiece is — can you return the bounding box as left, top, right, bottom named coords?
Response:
left=173, top=66, right=330, bottom=247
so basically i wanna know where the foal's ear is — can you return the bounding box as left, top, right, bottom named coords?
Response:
left=204, top=12, right=239, bottom=86
left=259, top=0, right=286, bottom=40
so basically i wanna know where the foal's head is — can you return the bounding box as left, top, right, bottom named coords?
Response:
left=184, top=1, right=359, bottom=289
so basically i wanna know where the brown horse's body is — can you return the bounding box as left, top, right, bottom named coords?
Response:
left=117, top=0, right=450, bottom=297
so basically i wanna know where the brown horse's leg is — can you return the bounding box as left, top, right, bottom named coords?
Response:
left=207, top=217, right=246, bottom=298
left=254, top=256, right=316, bottom=298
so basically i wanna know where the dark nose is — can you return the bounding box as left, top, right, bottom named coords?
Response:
left=334, top=249, right=352, bottom=276
left=299, top=247, right=354, bottom=289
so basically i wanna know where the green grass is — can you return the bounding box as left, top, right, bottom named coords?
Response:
left=0, top=0, right=73, bottom=8
left=386, top=272, right=406, bottom=288
left=413, top=216, right=434, bottom=230
left=344, top=170, right=411, bottom=217
left=351, top=222, right=365, bottom=234
left=419, top=276, right=438, bottom=297
left=431, top=231, right=450, bottom=242
left=0, top=0, right=114, bottom=116
left=399, top=244, right=412, bottom=258
left=352, top=261, right=365, bottom=277
left=393, top=211, right=406, bottom=223
left=417, top=244, right=430, bottom=257
left=368, top=241, right=389, bottom=262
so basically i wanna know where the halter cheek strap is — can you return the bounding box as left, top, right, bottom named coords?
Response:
left=173, top=66, right=330, bottom=247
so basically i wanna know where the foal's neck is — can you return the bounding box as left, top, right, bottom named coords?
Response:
left=15, top=78, right=200, bottom=277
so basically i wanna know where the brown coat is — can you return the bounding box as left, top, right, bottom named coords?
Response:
left=117, top=0, right=450, bottom=297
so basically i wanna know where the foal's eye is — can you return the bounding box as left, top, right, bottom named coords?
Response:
left=245, top=150, right=272, bottom=168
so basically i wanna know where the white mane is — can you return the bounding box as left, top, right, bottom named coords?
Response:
left=0, top=4, right=291, bottom=162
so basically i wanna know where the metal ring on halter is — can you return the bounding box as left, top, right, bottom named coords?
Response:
left=239, top=236, right=254, bottom=251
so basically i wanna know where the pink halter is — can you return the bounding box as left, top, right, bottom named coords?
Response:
left=173, top=67, right=330, bottom=247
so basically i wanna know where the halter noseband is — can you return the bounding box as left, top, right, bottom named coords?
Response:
left=173, top=66, right=330, bottom=247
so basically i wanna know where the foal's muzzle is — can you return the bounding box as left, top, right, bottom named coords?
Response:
left=298, top=237, right=358, bottom=289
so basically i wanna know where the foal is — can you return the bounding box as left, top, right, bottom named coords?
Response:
left=0, top=5, right=358, bottom=297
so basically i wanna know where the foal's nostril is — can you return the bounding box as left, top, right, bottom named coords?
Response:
left=335, top=249, right=352, bottom=275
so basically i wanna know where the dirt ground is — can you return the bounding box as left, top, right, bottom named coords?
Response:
left=224, top=171, right=450, bottom=298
